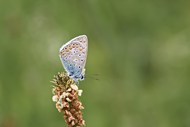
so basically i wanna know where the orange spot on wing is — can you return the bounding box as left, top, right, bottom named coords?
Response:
left=65, top=49, right=69, bottom=52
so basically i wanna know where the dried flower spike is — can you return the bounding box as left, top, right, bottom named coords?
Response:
left=51, top=72, right=85, bottom=127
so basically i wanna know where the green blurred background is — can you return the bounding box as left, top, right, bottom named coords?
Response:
left=1, top=0, right=190, bottom=127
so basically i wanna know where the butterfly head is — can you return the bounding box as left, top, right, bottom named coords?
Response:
left=80, top=68, right=86, bottom=80
left=68, top=75, right=84, bottom=82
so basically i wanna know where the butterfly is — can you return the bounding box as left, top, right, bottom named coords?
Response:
left=59, top=35, right=88, bottom=82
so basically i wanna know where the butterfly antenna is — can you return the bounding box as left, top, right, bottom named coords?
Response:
left=85, top=73, right=100, bottom=81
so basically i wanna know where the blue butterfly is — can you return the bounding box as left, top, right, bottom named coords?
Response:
left=59, top=35, right=88, bottom=82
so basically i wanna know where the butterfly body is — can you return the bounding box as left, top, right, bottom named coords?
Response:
left=59, top=35, right=88, bottom=82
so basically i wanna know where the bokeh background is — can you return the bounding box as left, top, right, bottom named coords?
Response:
left=1, top=0, right=190, bottom=127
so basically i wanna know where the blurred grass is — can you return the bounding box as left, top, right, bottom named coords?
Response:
left=1, top=0, right=190, bottom=127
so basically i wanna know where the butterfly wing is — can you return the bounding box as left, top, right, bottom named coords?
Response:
left=59, top=35, right=88, bottom=80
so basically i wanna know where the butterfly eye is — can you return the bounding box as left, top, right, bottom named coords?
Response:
left=78, top=66, right=81, bottom=68
left=81, top=75, right=84, bottom=80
